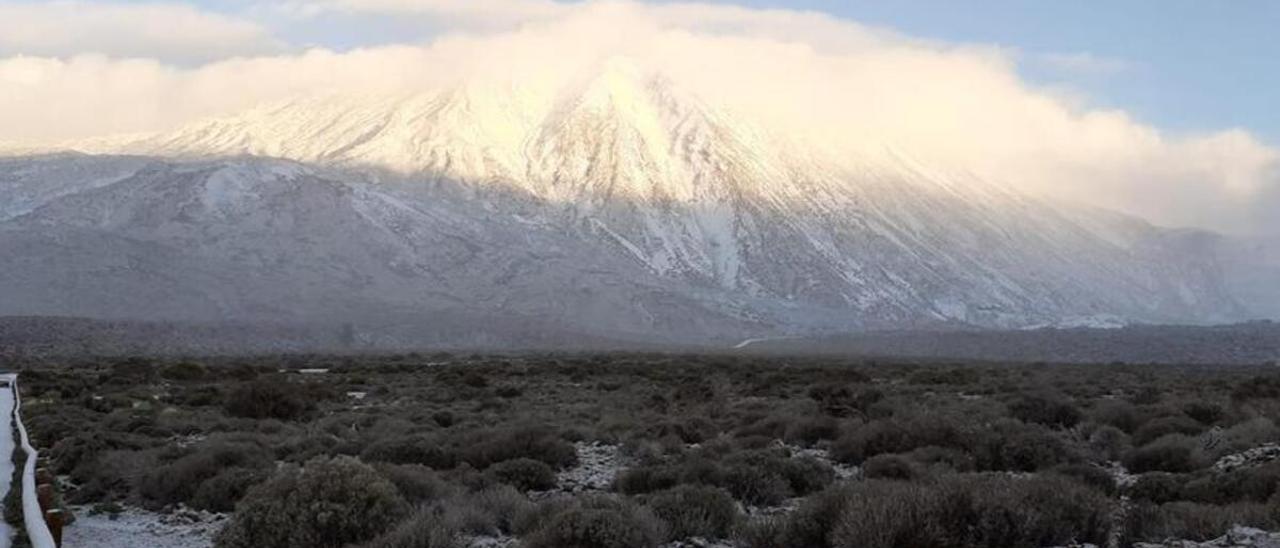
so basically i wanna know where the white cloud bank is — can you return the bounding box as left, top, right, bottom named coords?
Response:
left=0, top=1, right=282, bottom=63
left=0, top=0, right=1276, bottom=235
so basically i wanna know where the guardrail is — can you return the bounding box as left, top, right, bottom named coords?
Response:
left=10, top=376, right=58, bottom=548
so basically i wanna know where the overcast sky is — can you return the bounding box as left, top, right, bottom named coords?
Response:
left=0, top=0, right=1276, bottom=235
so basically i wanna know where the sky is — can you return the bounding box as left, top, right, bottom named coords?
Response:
left=0, top=0, right=1277, bottom=235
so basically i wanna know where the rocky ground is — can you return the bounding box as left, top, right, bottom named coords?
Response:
left=62, top=505, right=224, bottom=548
left=1136, top=527, right=1280, bottom=548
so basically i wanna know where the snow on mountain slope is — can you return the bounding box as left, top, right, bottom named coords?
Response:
left=3, top=60, right=1275, bottom=344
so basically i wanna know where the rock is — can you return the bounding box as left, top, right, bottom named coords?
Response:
left=1134, top=526, right=1280, bottom=547
left=1213, top=444, right=1280, bottom=473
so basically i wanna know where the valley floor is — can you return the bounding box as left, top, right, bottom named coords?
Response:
left=10, top=354, right=1280, bottom=548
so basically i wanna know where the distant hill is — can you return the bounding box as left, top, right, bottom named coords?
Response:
left=742, top=322, right=1280, bottom=365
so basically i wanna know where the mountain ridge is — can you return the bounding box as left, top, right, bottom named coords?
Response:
left=1, top=62, right=1276, bottom=346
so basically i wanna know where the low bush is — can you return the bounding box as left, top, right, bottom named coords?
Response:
left=1124, top=501, right=1279, bottom=543
left=523, top=495, right=667, bottom=548
left=722, top=462, right=791, bottom=506
left=224, top=377, right=313, bottom=421
left=441, top=485, right=535, bottom=536
left=359, top=507, right=458, bottom=548
left=783, top=416, right=840, bottom=447
left=160, top=362, right=208, bottom=381
left=644, top=485, right=739, bottom=540
left=460, top=426, right=578, bottom=470
left=1129, top=472, right=1188, bottom=504
left=746, top=475, right=1112, bottom=548
left=1087, top=425, right=1131, bottom=462
left=374, top=463, right=457, bottom=504
left=1008, top=393, right=1082, bottom=429
left=191, top=468, right=269, bottom=512
left=138, top=438, right=273, bottom=508
left=1132, top=416, right=1204, bottom=447
left=862, top=454, right=917, bottom=480
left=488, top=458, right=557, bottom=491
left=1125, top=435, right=1206, bottom=474
left=1180, top=463, right=1280, bottom=504
left=974, top=420, right=1074, bottom=472
left=361, top=435, right=458, bottom=469
left=215, top=456, right=409, bottom=548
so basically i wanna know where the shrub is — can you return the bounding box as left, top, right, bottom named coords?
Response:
left=1132, top=416, right=1204, bottom=446
left=461, top=426, right=578, bottom=470
left=432, top=410, right=456, bottom=428
left=1125, top=435, right=1206, bottom=474
left=645, top=485, right=739, bottom=540
left=1181, top=463, right=1280, bottom=504
left=224, top=377, right=312, bottom=421
left=862, top=454, right=916, bottom=480
left=191, top=468, right=269, bottom=512
left=69, top=449, right=157, bottom=503
left=1129, top=472, right=1187, bottom=504
left=359, top=507, right=458, bottom=548
left=138, top=438, right=273, bottom=508
left=1090, top=400, right=1143, bottom=433
left=523, top=495, right=667, bottom=548
left=614, top=464, right=683, bottom=495
left=1182, top=401, right=1224, bottom=425
left=779, top=456, right=836, bottom=496
left=109, top=357, right=157, bottom=383
left=752, top=475, right=1112, bottom=548
left=488, top=458, right=557, bottom=491
left=441, top=485, right=535, bottom=536
left=1008, top=393, right=1082, bottom=429
left=361, top=436, right=458, bottom=469
left=374, top=463, right=457, bottom=504
left=936, top=474, right=1112, bottom=547
left=1050, top=464, right=1117, bottom=496
left=908, top=367, right=979, bottom=386
left=829, top=481, right=945, bottom=548
left=974, top=420, right=1073, bottom=472
left=807, top=385, right=863, bottom=418
left=830, top=420, right=911, bottom=464
left=215, top=456, right=409, bottom=548
left=160, top=362, right=208, bottom=381
left=722, top=462, right=791, bottom=506
left=1087, top=425, right=1132, bottom=462
left=1124, top=501, right=1279, bottom=543
left=906, top=446, right=976, bottom=473
left=783, top=416, right=840, bottom=447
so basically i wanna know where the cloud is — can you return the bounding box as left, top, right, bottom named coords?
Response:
left=0, top=1, right=283, bottom=63
left=0, top=0, right=1275, bottom=235
left=1036, top=52, right=1130, bottom=76
left=279, top=0, right=570, bottom=23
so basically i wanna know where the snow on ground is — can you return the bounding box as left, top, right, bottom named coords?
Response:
left=787, top=443, right=860, bottom=481
left=0, top=382, right=14, bottom=548
left=1135, top=526, right=1280, bottom=547
left=461, top=534, right=519, bottom=548
left=62, top=506, right=224, bottom=548
left=554, top=441, right=628, bottom=493
left=1214, top=443, right=1280, bottom=473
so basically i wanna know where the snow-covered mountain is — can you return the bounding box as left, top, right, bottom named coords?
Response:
left=2, top=61, right=1275, bottom=347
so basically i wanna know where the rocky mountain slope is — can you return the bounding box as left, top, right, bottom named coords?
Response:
left=1, top=62, right=1275, bottom=347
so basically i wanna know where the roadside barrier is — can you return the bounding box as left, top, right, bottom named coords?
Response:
left=11, top=377, right=59, bottom=548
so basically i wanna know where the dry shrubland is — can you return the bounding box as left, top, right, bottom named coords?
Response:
left=13, top=353, right=1280, bottom=547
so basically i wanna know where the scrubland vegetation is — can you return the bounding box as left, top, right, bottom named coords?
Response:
left=12, top=353, right=1280, bottom=547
